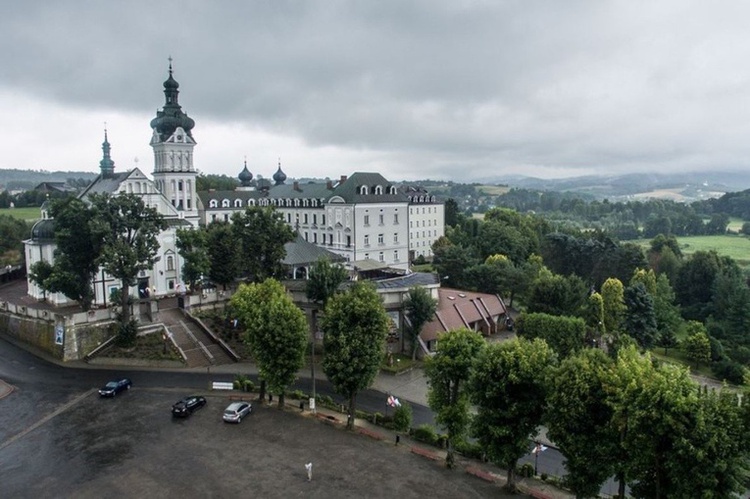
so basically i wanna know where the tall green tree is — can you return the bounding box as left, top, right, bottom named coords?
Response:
left=206, top=222, right=239, bottom=289
left=623, top=282, right=657, bottom=350
left=424, top=328, right=485, bottom=468
left=176, top=227, right=210, bottom=291
left=321, top=282, right=389, bottom=429
left=526, top=271, right=587, bottom=317
left=516, top=312, right=586, bottom=359
left=0, top=214, right=29, bottom=266
left=231, top=279, right=308, bottom=408
left=546, top=349, right=618, bottom=498
left=601, top=277, right=626, bottom=334
left=469, top=338, right=557, bottom=492
left=89, top=193, right=166, bottom=327
left=231, top=206, right=294, bottom=281
left=305, top=257, right=348, bottom=307
left=684, top=327, right=711, bottom=368
left=29, top=197, right=102, bottom=310
left=403, top=286, right=438, bottom=360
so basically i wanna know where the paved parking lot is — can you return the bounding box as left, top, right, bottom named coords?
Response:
left=1, top=387, right=516, bottom=498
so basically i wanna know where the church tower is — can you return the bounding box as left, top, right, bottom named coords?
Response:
left=150, top=59, right=199, bottom=225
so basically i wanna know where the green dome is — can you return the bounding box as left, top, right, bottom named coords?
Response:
left=150, top=62, right=195, bottom=141
left=31, top=219, right=55, bottom=241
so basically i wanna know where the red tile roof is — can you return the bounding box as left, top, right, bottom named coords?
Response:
left=420, top=288, right=507, bottom=342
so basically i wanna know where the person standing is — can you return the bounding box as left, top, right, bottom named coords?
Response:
left=305, top=462, right=312, bottom=482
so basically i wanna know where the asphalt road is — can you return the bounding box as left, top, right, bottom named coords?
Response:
left=0, top=334, right=616, bottom=496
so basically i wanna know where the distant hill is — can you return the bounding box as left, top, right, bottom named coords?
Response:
left=476, top=171, right=750, bottom=202
left=0, top=169, right=97, bottom=191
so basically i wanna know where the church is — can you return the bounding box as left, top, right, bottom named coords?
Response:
left=24, top=62, right=445, bottom=307
left=25, top=62, right=200, bottom=306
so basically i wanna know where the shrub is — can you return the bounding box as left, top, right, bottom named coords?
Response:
left=115, top=320, right=138, bottom=347
left=233, top=373, right=249, bottom=390
left=454, top=439, right=483, bottom=460
left=711, top=360, right=746, bottom=385
left=392, top=402, right=412, bottom=432
left=242, top=379, right=255, bottom=392
left=517, top=463, right=535, bottom=478
left=411, top=424, right=438, bottom=446
left=290, top=389, right=306, bottom=400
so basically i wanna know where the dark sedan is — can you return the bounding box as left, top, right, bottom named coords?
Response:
left=172, top=395, right=207, bottom=417
left=98, top=378, right=132, bottom=397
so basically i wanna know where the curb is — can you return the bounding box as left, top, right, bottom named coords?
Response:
left=0, top=379, right=14, bottom=400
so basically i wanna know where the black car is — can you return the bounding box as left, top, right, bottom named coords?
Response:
left=172, top=396, right=207, bottom=417
left=98, top=378, right=132, bottom=397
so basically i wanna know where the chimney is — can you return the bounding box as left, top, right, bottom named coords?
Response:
left=326, top=180, right=333, bottom=190
left=293, top=181, right=300, bottom=191
left=339, top=175, right=347, bottom=184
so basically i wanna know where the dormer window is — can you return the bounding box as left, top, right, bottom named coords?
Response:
left=234, top=199, right=243, bottom=208
left=248, top=199, right=256, bottom=206
left=222, top=199, right=230, bottom=208
left=374, top=185, right=383, bottom=195
left=360, top=186, right=368, bottom=195
left=294, top=199, right=300, bottom=207
left=389, top=186, right=397, bottom=194
left=209, top=200, right=218, bottom=208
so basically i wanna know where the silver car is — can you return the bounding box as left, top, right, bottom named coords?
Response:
left=222, top=401, right=252, bottom=423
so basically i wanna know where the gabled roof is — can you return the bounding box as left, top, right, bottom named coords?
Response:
left=77, top=171, right=132, bottom=200
left=374, top=272, right=440, bottom=290
left=420, top=288, right=507, bottom=342
left=329, top=172, right=408, bottom=204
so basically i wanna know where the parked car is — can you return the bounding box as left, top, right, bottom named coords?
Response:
left=172, top=396, right=207, bottom=418
left=222, top=401, right=252, bottom=423
left=99, top=378, right=132, bottom=397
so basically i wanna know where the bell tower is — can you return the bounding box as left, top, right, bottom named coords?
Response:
left=150, top=58, right=199, bottom=225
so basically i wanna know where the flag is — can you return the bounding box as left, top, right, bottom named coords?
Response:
left=387, top=395, right=401, bottom=407
left=532, top=443, right=548, bottom=454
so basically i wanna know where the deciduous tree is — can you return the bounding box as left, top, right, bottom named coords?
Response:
left=176, top=227, right=210, bottom=291
left=231, top=279, right=308, bottom=408
left=231, top=206, right=294, bottom=282
left=516, top=312, right=586, bottom=359
left=403, top=286, right=437, bottom=360
left=321, top=282, right=389, bottom=429
left=623, top=282, right=657, bottom=350
left=601, top=277, right=625, bottom=334
left=469, top=338, right=556, bottom=492
left=424, top=328, right=485, bottom=468
left=90, top=193, right=166, bottom=328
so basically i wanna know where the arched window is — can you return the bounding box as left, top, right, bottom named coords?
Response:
left=360, top=186, right=368, bottom=195
left=303, top=199, right=309, bottom=207
left=374, top=185, right=383, bottom=195
left=389, top=186, right=397, bottom=194
left=209, top=199, right=218, bottom=208
left=222, top=199, right=230, bottom=208
left=248, top=199, right=256, bottom=206
left=286, top=199, right=292, bottom=207
left=166, top=255, right=174, bottom=271
left=234, top=199, right=243, bottom=208
left=312, top=199, right=318, bottom=207
left=294, top=198, right=300, bottom=207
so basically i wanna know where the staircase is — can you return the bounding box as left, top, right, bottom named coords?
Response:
left=159, top=308, right=235, bottom=368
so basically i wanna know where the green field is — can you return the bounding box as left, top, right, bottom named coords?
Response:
left=0, top=207, right=41, bottom=221
left=631, top=234, right=750, bottom=267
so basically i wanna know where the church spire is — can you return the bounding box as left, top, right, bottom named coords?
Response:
left=99, top=125, right=115, bottom=178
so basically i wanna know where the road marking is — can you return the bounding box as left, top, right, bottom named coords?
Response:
left=0, top=388, right=97, bottom=451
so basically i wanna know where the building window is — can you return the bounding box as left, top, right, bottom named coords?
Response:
left=209, top=199, right=217, bottom=208
left=378, top=234, right=384, bottom=245
left=322, top=215, right=326, bottom=225
left=394, top=213, right=399, bottom=224
left=394, top=250, right=399, bottom=261
left=379, top=214, right=384, bottom=225
left=393, top=233, right=398, bottom=243
left=167, top=256, right=174, bottom=271
left=313, top=214, right=317, bottom=225
left=235, top=199, right=242, bottom=207
left=364, top=253, right=369, bottom=260
left=168, top=280, right=175, bottom=290
left=224, top=214, right=229, bottom=222
left=304, top=214, right=308, bottom=224
left=187, top=199, right=191, bottom=209
left=347, top=235, right=351, bottom=247
left=375, top=185, right=383, bottom=195
left=360, top=186, right=368, bottom=195
left=313, top=233, right=318, bottom=243
left=304, top=232, right=308, bottom=241
left=222, top=199, right=230, bottom=208
left=211, top=214, right=217, bottom=222
left=364, top=235, right=370, bottom=246
left=364, top=215, right=370, bottom=226
left=287, top=213, right=292, bottom=223
left=178, top=181, right=183, bottom=191
left=378, top=252, right=384, bottom=262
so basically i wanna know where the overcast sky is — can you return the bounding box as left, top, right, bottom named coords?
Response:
left=2, top=1, right=750, bottom=183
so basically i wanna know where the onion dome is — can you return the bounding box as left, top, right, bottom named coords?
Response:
left=99, top=128, right=115, bottom=177
left=238, top=160, right=253, bottom=186
left=31, top=219, right=55, bottom=242
left=150, top=59, right=195, bottom=142
left=272, top=159, right=287, bottom=185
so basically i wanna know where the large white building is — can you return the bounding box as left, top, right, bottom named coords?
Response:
left=25, top=63, right=198, bottom=306
left=198, top=171, right=444, bottom=271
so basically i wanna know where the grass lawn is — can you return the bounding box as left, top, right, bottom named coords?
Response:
left=0, top=206, right=41, bottom=221
left=381, top=352, right=419, bottom=374
left=630, top=234, right=750, bottom=267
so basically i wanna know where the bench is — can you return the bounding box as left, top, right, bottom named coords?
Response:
left=211, top=381, right=234, bottom=391
left=410, top=446, right=441, bottom=461
left=356, top=427, right=385, bottom=441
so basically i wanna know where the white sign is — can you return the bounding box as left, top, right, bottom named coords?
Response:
left=54, top=325, right=64, bottom=345
left=309, top=398, right=316, bottom=410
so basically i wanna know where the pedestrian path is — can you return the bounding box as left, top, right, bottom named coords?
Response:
left=159, top=308, right=235, bottom=368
